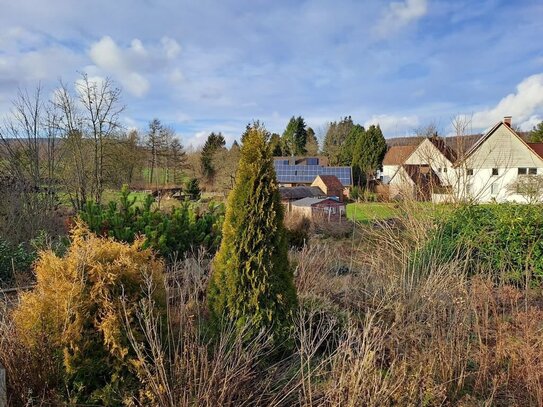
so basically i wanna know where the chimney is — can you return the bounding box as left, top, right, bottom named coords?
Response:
left=503, top=116, right=512, bottom=127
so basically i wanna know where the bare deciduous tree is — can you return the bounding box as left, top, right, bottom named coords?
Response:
left=0, top=85, right=64, bottom=242
left=506, top=175, right=543, bottom=204
left=76, top=74, right=124, bottom=203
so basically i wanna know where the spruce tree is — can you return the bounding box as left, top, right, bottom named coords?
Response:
left=200, top=132, right=226, bottom=183
left=281, top=116, right=308, bottom=156
left=207, top=124, right=297, bottom=340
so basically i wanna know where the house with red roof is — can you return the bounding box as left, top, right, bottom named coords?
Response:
left=388, top=116, right=543, bottom=203
left=379, top=145, right=418, bottom=184
left=454, top=116, right=543, bottom=202
left=311, top=175, right=346, bottom=202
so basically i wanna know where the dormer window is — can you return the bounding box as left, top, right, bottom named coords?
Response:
left=492, top=168, right=498, bottom=176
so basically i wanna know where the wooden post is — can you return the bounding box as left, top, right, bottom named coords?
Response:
left=0, top=362, right=6, bottom=407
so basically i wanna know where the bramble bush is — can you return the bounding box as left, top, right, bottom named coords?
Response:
left=80, top=185, right=224, bottom=259
left=414, top=204, right=543, bottom=285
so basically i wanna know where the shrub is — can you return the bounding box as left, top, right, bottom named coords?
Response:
left=350, top=186, right=362, bottom=201
left=185, top=177, right=202, bottom=200
left=207, top=124, right=297, bottom=343
left=415, top=204, right=543, bottom=285
left=350, top=187, right=378, bottom=202
left=79, top=185, right=224, bottom=259
left=284, top=212, right=311, bottom=249
left=0, top=239, right=35, bottom=286
left=12, top=223, right=166, bottom=405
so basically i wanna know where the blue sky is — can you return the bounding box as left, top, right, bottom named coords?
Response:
left=1, top=0, right=543, bottom=147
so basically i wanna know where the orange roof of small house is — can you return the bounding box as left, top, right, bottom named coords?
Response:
left=313, top=174, right=344, bottom=189
left=383, top=145, right=418, bottom=165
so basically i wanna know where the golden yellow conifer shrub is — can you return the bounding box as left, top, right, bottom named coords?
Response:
left=12, top=222, right=166, bottom=406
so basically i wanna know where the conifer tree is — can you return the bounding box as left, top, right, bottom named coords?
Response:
left=269, top=133, right=283, bottom=156
left=352, top=124, right=387, bottom=188
left=305, top=127, right=319, bottom=155
left=338, top=124, right=365, bottom=166
left=322, top=116, right=354, bottom=165
left=200, top=132, right=226, bottom=183
left=281, top=116, right=307, bottom=156
left=529, top=121, right=543, bottom=142
left=207, top=123, right=297, bottom=340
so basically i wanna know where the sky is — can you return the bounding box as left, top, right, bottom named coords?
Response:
left=1, top=0, right=543, bottom=147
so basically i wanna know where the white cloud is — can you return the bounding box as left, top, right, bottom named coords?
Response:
left=89, top=36, right=150, bottom=97
left=468, top=73, right=543, bottom=130
left=168, top=67, right=185, bottom=84
left=518, top=115, right=542, bottom=131
left=88, top=35, right=183, bottom=97
left=184, top=128, right=238, bottom=149
left=376, top=0, right=427, bottom=38
left=161, top=37, right=181, bottom=59
left=185, top=130, right=209, bottom=148
left=364, top=114, right=420, bottom=135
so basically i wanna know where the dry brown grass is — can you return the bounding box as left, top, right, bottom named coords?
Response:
left=2, top=202, right=543, bottom=406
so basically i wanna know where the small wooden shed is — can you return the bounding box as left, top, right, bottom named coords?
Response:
left=291, top=197, right=346, bottom=221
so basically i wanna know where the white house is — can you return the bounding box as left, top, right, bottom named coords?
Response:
left=388, top=137, right=456, bottom=200
left=379, top=145, right=417, bottom=184
left=389, top=164, right=442, bottom=201
left=386, top=116, right=543, bottom=203
left=403, top=137, right=457, bottom=187
left=455, top=117, right=543, bottom=203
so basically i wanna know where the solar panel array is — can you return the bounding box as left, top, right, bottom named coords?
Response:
left=274, top=162, right=352, bottom=186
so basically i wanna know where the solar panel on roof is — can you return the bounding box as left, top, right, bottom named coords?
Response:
left=273, top=162, right=352, bottom=186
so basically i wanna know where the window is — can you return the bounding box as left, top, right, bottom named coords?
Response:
left=443, top=167, right=448, bottom=173
left=467, top=168, right=474, bottom=176
left=437, top=167, right=442, bottom=173
left=518, top=168, right=527, bottom=175
left=492, top=168, right=499, bottom=176
left=491, top=182, right=499, bottom=195
left=529, top=168, right=537, bottom=175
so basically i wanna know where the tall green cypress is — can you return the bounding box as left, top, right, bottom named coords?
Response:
left=207, top=124, right=297, bottom=340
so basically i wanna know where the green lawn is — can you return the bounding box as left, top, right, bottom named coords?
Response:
left=102, top=190, right=149, bottom=207
left=346, top=202, right=400, bottom=222
left=346, top=202, right=452, bottom=223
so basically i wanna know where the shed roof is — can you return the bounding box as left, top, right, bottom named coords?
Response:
left=292, top=197, right=341, bottom=207
left=279, top=186, right=324, bottom=200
